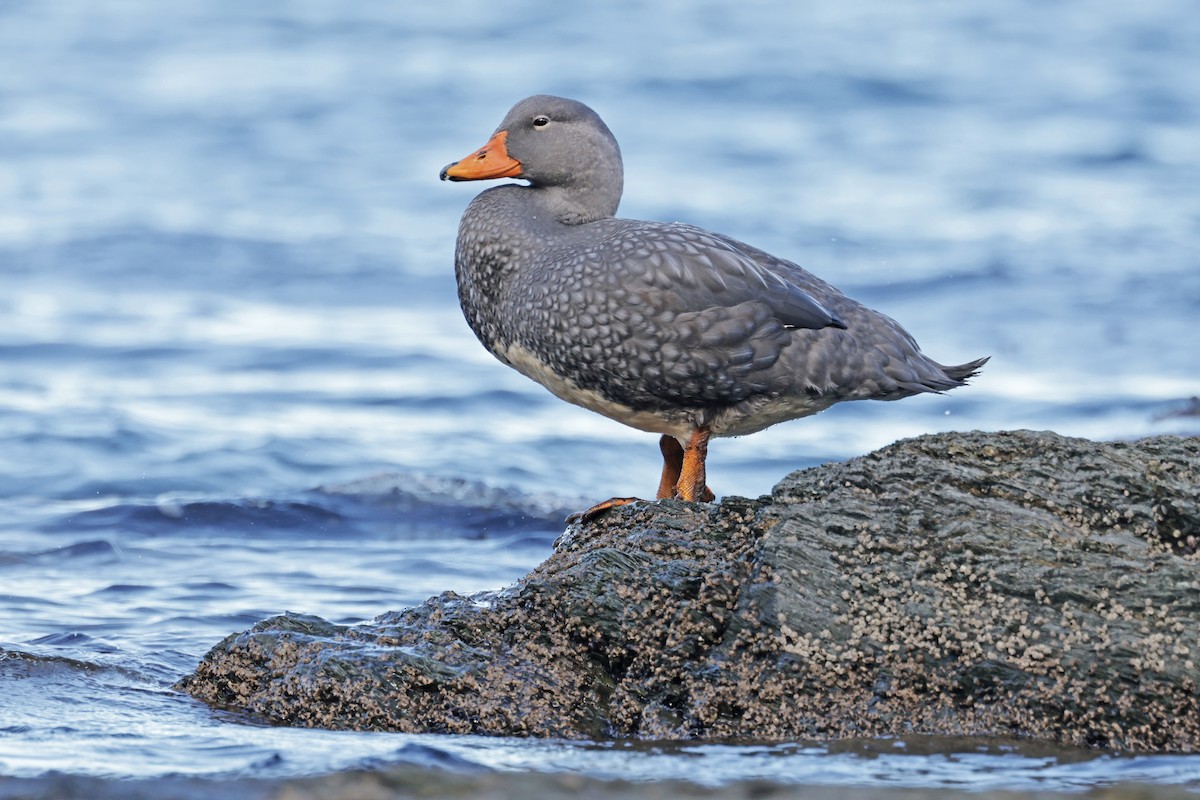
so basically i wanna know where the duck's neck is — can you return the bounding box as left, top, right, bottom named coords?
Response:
left=533, top=183, right=620, bottom=225
left=527, top=150, right=623, bottom=225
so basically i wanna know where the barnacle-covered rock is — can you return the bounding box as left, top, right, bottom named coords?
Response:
left=178, top=430, right=1200, bottom=751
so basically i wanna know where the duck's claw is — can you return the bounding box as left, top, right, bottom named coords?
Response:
left=566, top=496, right=641, bottom=524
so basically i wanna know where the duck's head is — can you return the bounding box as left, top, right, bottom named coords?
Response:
left=440, top=95, right=623, bottom=222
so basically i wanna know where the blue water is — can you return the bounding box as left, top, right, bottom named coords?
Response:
left=1, top=0, right=1198, bottom=791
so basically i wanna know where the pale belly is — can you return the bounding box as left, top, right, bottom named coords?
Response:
left=498, top=342, right=833, bottom=440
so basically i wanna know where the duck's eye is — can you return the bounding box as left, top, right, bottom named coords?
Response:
left=532, top=115, right=550, bottom=128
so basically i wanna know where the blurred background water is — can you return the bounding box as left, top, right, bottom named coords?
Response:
left=0, top=0, right=1198, bottom=791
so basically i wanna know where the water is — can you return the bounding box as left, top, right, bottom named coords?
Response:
left=1, top=0, right=1198, bottom=792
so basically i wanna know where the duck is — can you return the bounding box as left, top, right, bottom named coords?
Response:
left=440, top=95, right=987, bottom=519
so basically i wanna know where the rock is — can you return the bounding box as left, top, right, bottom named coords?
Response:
left=177, top=430, right=1200, bottom=751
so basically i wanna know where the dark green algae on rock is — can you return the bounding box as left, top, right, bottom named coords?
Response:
left=177, top=430, right=1200, bottom=751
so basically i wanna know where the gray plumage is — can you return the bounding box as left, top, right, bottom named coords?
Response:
left=442, top=95, right=987, bottom=444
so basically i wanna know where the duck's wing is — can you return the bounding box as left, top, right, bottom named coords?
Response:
left=522, top=221, right=848, bottom=409
left=617, top=222, right=846, bottom=332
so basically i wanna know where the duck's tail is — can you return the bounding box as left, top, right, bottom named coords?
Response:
left=942, top=355, right=990, bottom=385
left=879, top=354, right=990, bottom=400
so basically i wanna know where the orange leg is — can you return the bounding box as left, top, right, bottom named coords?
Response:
left=676, top=427, right=715, bottom=502
left=568, top=430, right=715, bottom=523
left=657, top=435, right=684, bottom=499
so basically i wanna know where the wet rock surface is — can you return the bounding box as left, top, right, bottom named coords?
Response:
left=178, top=430, right=1200, bottom=751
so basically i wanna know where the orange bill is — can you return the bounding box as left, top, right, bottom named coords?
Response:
left=440, top=130, right=524, bottom=181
